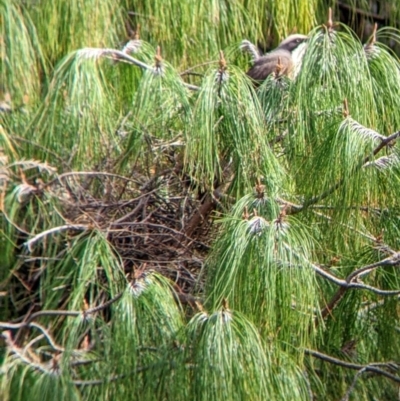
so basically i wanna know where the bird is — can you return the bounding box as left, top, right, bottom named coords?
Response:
left=242, top=34, right=308, bottom=84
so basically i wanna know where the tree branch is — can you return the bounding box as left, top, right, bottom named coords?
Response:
left=77, top=48, right=200, bottom=91
left=24, top=224, right=90, bottom=252
left=305, top=349, right=400, bottom=383
left=318, top=252, right=400, bottom=319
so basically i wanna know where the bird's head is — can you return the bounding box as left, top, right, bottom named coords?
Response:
left=277, top=34, right=308, bottom=53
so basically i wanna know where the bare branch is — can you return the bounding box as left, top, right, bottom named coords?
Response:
left=24, top=224, right=90, bottom=252
left=28, top=322, right=65, bottom=352
left=318, top=252, right=400, bottom=319
left=340, top=367, right=368, bottom=401
left=305, top=349, right=400, bottom=384
left=75, top=48, right=200, bottom=91
left=1, top=331, right=50, bottom=374
left=2, top=323, right=64, bottom=353
left=76, top=47, right=154, bottom=70
left=347, top=252, right=400, bottom=282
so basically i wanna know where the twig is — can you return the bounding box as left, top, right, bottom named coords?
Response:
left=347, top=253, right=400, bottom=281
left=311, top=263, right=400, bottom=295
left=305, top=349, right=400, bottom=383
left=29, top=322, right=64, bottom=352
left=1, top=208, right=32, bottom=235
left=24, top=224, right=90, bottom=252
left=78, top=47, right=154, bottom=70
left=357, top=295, right=400, bottom=318
left=44, top=171, right=142, bottom=189
left=11, top=292, right=124, bottom=325
left=77, top=48, right=200, bottom=91
left=82, top=292, right=123, bottom=316
left=340, top=367, right=368, bottom=401
left=109, top=196, right=148, bottom=225
left=1, top=331, right=50, bottom=373
left=1, top=323, right=65, bottom=352
left=319, top=252, right=400, bottom=319
left=1, top=295, right=124, bottom=359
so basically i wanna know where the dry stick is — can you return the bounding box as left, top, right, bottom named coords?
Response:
left=79, top=48, right=154, bottom=70
left=183, top=182, right=231, bottom=238
left=289, top=130, right=400, bottom=215
left=305, top=349, right=400, bottom=384
left=110, top=222, right=197, bottom=252
left=184, top=162, right=233, bottom=238
left=2, top=331, right=50, bottom=374
left=110, top=195, right=149, bottom=225
left=1, top=208, right=32, bottom=235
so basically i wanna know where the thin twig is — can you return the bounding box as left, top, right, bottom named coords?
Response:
left=44, top=171, right=142, bottom=189
left=24, top=224, right=90, bottom=252
left=77, top=48, right=200, bottom=91
left=319, top=252, right=400, bottom=319
left=311, top=263, right=400, bottom=295
left=340, top=367, right=368, bottom=401
left=305, top=349, right=400, bottom=383
left=10, top=292, right=124, bottom=325
left=2, top=331, right=50, bottom=373
left=29, top=322, right=64, bottom=352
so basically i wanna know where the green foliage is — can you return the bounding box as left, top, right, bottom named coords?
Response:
left=185, top=63, right=284, bottom=194
left=0, top=0, right=45, bottom=106
left=25, top=52, right=118, bottom=169
left=108, top=0, right=324, bottom=80
left=24, top=0, right=122, bottom=65
left=207, top=196, right=319, bottom=351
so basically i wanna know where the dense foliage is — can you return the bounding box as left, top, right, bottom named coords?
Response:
left=2, top=0, right=400, bottom=400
